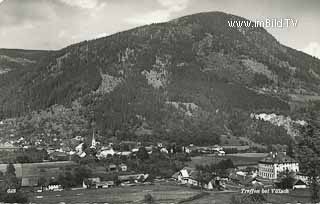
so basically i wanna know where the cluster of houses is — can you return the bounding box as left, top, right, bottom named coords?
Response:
left=65, top=134, right=228, bottom=160
left=0, top=128, right=311, bottom=193
left=184, top=145, right=226, bottom=156
left=172, top=152, right=309, bottom=191
left=172, top=166, right=227, bottom=190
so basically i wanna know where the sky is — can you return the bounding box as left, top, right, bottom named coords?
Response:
left=0, top=0, right=319, bottom=58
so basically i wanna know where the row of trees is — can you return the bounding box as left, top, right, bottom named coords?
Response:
left=295, top=111, right=320, bottom=202
left=195, top=159, right=235, bottom=189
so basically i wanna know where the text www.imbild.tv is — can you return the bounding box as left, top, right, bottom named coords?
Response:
left=228, top=18, right=298, bottom=28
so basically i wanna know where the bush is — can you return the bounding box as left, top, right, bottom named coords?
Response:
left=0, top=192, right=28, bottom=203
left=144, top=193, right=155, bottom=204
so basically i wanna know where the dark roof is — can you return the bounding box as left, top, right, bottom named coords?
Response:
left=50, top=151, right=68, bottom=157
left=259, top=153, right=297, bottom=164
left=172, top=172, right=179, bottom=179
left=294, top=179, right=307, bottom=186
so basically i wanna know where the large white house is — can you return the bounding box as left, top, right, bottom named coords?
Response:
left=258, top=152, right=299, bottom=180
left=173, top=167, right=215, bottom=190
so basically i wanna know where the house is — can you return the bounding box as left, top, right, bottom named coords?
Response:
left=258, top=152, right=299, bottom=180
left=172, top=172, right=179, bottom=181
left=88, top=177, right=101, bottom=183
left=118, top=174, right=149, bottom=183
left=75, top=143, right=84, bottom=153
left=73, top=136, right=84, bottom=141
left=293, top=179, right=308, bottom=190
left=212, top=145, right=223, bottom=152
left=131, top=148, right=139, bottom=153
left=107, top=164, right=117, bottom=172
left=295, top=173, right=311, bottom=184
left=96, top=181, right=115, bottom=189
left=47, top=182, right=63, bottom=191
left=160, top=147, right=169, bottom=154
left=184, top=146, right=192, bottom=154
left=6, top=189, right=16, bottom=194
left=117, top=151, right=131, bottom=157
left=175, top=167, right=199, bottom=186
left=174, top=167, right=222, bottom=190
left=83, top=177, right=102, bottom=188
left=21, top=177, right=38, bottom=187
left=49, top=151, right=69, bottom=161
left=97, top=148, right=116, bottom=158
left=119, top=164, right=128, bottom=172
left=215, top=150, right=225, bottom=156
left=228, top=171, right=262, bottom=187
left=203, top=180, right=214, bottom=190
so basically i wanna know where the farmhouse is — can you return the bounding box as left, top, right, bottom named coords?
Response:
left=47, top=182, right=63, bottom=191
left=119, top=163, right=128, bottom=172
left=173, top=167, right=221, bottom=190
left=118, top=173, right=149, bottom=183
left=95, top=180, right=115, bottom=188
left=258, top=152, right=299, bottom=180
left=97, top=147, right=116, bottom=158
left=175, top=167, right=199, bottom=186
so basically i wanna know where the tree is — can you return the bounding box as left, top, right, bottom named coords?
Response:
left=137, top=147, right=149, bottom=161
left=5, top=164, right=20, bottom=189
left=277, top=170, right=295, bottom=189
left=72, top=165, right=92, bottom=185
left=6, top=164, right=16, bottom=177
left=38, top=177, right=47, bottom=187
left=230, top=194, right=266, bottom=204
left=195, top=167, right=212, bottom=190
left=144, top=193, right=155, bottom=204
left=296, top=112, right=320, bottom=203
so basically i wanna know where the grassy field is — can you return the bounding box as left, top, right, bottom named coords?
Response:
left=188, top=153, right=267, bottom=167
left=28, top=183, right=314, bottom=204
left=183, top=190, right=313, bottom=204
left=29, top=183, right=202, bottom=204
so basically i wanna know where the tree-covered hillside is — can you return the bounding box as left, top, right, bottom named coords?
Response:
left=0, top=12, right=319, bottom=146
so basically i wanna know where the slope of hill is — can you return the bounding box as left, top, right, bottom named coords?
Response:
left=0, top=12, right=319, bottom=146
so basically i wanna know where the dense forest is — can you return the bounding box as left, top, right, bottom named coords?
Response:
left=1, top=12, right=319, bottom=146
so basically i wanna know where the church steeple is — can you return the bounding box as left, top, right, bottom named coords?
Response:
left=90, top=130, right=97, bottom=149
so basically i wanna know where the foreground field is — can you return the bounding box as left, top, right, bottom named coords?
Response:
left=29, top=184, right=201, bottom=204
left=28, top=183, right=315, bottom=204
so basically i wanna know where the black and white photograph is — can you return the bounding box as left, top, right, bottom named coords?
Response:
left=0, top=0, right=320, bottom=203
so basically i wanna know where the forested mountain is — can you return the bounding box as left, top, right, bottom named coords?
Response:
left=0, top=12, right=319, bottom=146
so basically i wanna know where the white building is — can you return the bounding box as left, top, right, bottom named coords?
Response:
left=173, top=167, right=215, bottom=190
left=258, top=152, right=299, bottom=180
left=175, top=167, right=199, bottom=186
left=97, top=148, right=116, bottom=158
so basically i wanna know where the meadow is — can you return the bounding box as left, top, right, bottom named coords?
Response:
left=188, top=153, right=268, bottom=168
left=29, top=183, right=202, bottom=204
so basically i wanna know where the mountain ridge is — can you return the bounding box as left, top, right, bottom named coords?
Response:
left=0, top=11, right=319, bottom=147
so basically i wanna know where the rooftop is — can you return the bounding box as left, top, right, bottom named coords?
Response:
left=259, top=152, right=297, bottom=164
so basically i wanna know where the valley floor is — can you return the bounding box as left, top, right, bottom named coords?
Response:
left=28, top=183, right=313, bottom=204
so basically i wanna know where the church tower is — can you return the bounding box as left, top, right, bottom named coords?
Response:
left=90, top=130, right=97, bottom=149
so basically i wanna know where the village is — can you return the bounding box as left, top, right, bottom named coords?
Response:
left=0, top=130, right=311, bottom=203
